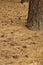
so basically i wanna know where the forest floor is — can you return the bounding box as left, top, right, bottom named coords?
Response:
left=0, top=1, right=43, bottom=65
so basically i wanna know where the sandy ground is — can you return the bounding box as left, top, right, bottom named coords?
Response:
left=0, top=1, right=43, bottom=65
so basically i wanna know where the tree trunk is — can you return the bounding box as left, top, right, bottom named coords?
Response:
left=27, top=0, right=43, bottom=30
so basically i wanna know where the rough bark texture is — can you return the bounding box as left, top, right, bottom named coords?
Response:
left=27, top=0, right=43, bottom=30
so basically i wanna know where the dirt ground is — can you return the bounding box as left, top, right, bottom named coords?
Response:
left=0, top=1, right=43, bottom=65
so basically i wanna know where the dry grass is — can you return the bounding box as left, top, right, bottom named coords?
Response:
left=0, top=1, right=43, bottom=65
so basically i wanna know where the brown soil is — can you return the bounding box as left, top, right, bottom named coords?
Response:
left=0, top=1, right=43, bottom=65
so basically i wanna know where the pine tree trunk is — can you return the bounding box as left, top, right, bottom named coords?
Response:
left=27, top=0, right=43, bottom=30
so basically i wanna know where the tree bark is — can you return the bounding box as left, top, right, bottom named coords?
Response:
left=27, top=0, right=43, bottom=30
